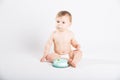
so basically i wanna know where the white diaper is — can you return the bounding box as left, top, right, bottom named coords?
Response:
left=60, top=54, right=69, bottom=59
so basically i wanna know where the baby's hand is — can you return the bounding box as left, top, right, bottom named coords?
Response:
left=40, top=57, right=46, bottom=62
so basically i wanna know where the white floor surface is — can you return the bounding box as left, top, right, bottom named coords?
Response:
left=0, top=52, right=120, bottom=80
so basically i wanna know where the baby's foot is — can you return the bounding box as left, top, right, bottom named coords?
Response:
left=70, top=61, right=76, bottom=68
left=68, top=59, right=72, bottom=64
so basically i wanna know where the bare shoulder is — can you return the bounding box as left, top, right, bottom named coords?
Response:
left=51, top=30, right=57, bottom=35
left=50, top=30, right=58, bottom=39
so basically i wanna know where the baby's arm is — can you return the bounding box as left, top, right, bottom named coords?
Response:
left=71, top=39, right=80, bottom=51
left=40, top=32, right=54, bottom=62
left=71, top=33, right=80, bottom=51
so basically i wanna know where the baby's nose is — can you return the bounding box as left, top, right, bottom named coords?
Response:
left=57, top=26, right=61, bottom=29
left=58, top=25, right=62, bottom=28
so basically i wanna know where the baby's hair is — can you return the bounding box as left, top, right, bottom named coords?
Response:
left=56, top=10, right=72, bottom=22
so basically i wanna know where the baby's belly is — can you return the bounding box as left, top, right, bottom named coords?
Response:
left=54, top=46, right=71, bottom=54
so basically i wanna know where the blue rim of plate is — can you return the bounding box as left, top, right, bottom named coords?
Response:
left=52, top=58, right=69, bottom=68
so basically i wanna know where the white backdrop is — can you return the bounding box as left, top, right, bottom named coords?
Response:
left=0, top=0, right=120, bottom=61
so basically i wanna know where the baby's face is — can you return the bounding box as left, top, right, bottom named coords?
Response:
left=56, top=15, right=71, bottom=31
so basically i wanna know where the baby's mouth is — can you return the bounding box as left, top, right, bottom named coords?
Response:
left=57, top=27, right=64, bottom=31
left=57, top=27, right=61, bottom=29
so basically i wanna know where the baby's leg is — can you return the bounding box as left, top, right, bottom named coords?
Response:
left=46, top=53, right=60, bottom=62
left=70, top=51, right=82, bottom=67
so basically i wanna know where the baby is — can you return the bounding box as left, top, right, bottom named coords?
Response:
left=40, top=11, right=82, bottom=67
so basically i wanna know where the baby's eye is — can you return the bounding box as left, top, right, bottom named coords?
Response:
left=57, top=21, right=60, bottom=23
left=62, top=22, right=65, bottom=24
